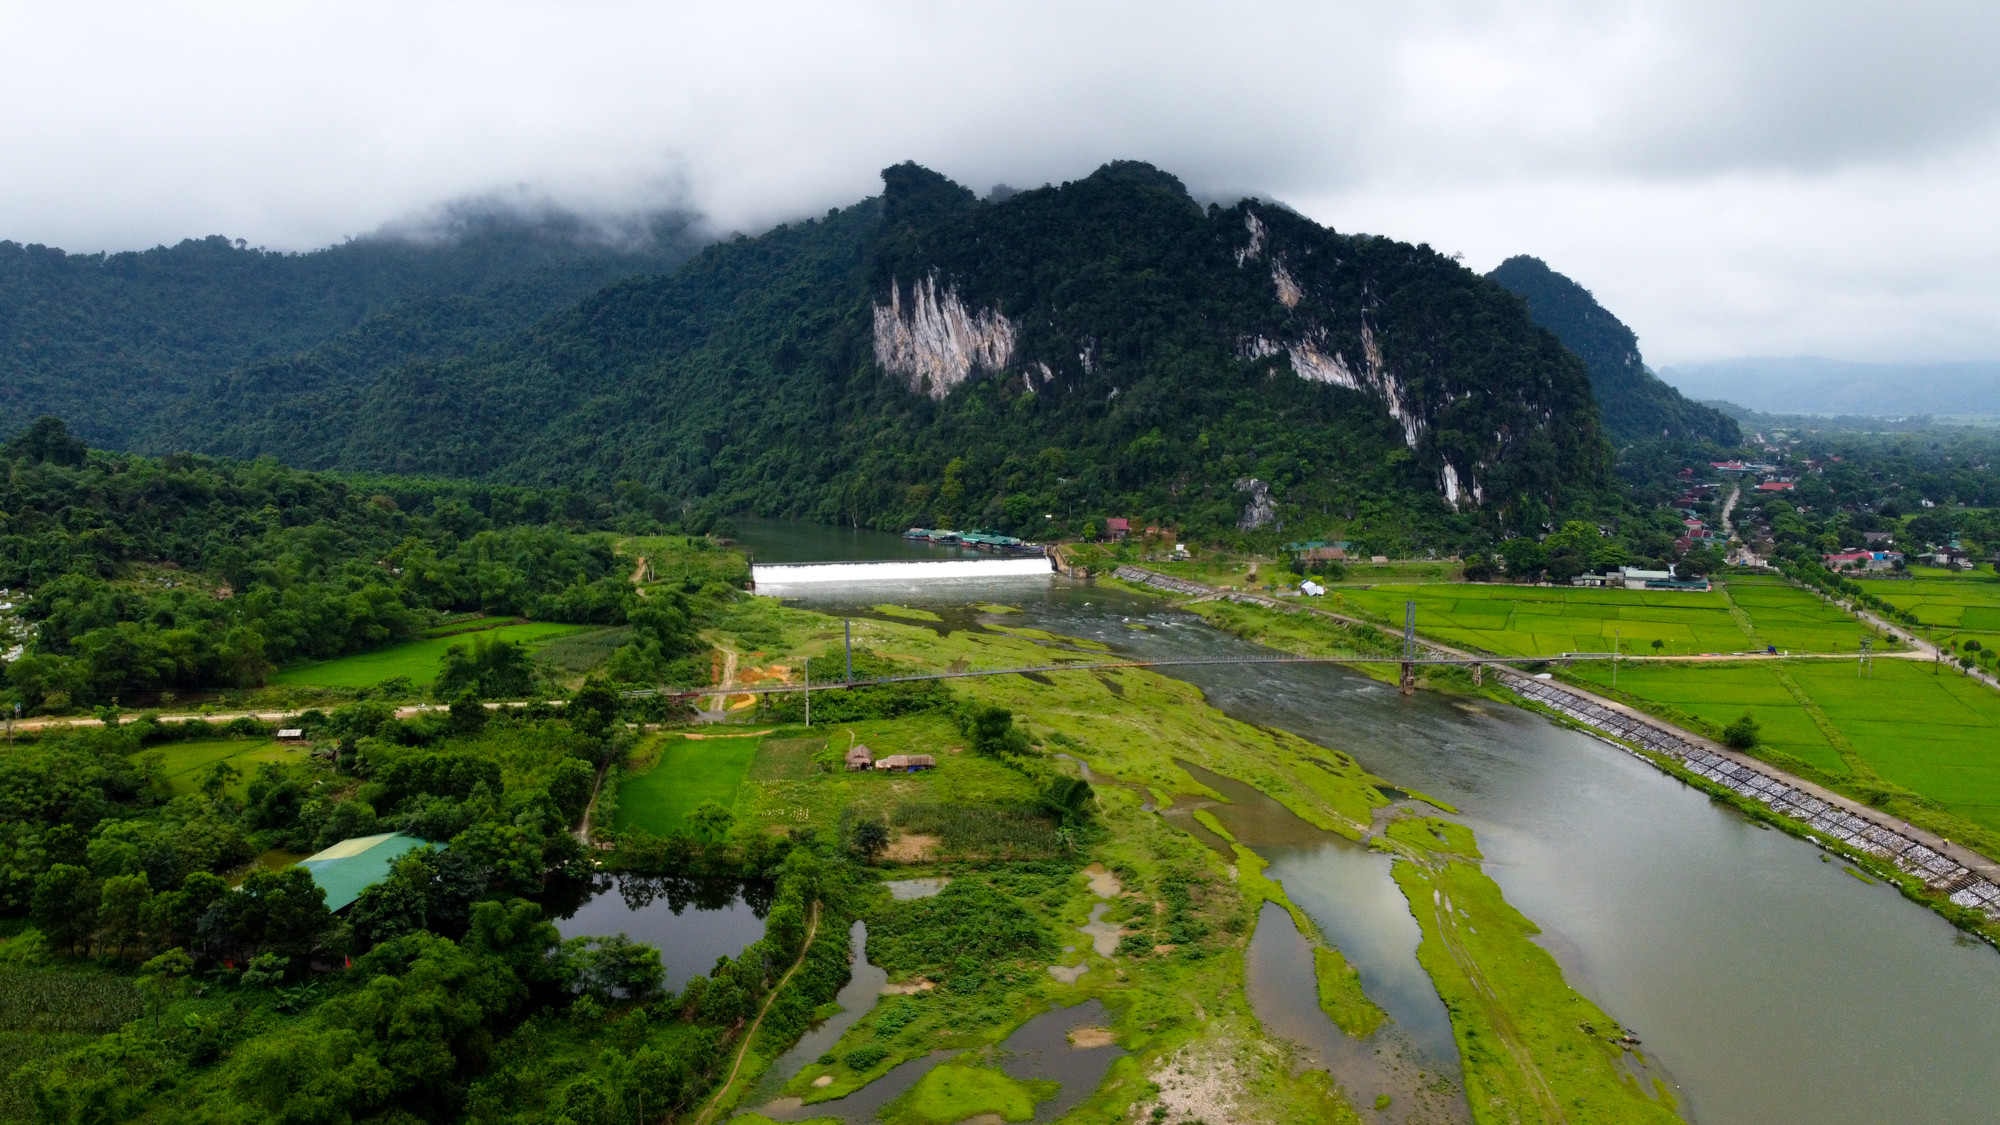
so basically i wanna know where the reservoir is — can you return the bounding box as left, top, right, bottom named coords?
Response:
left=732, top=519, right=2000, bottom=1124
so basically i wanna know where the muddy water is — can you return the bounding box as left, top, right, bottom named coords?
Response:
left=753, top=528, right=2000, bottom=1125
left=742, top=920, right=892, bottom=1108
left=752, top=999, right=1122, bottom=1124
left=1174, top=761, right=1469, bottom=1122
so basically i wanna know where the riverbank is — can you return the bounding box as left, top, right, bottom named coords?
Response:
left=1110, top=566, right=2000, bottom=942
left=708, top=591, right=1696, bottom=1123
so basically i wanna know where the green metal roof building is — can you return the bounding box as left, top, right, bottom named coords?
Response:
left=298, top=833, right=433, bottom=912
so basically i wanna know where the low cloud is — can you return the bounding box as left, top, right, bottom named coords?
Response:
left=4, top=1, right=1998, bottom=364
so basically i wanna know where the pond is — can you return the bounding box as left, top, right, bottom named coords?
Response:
left=548, top=875, right=772, bottom=993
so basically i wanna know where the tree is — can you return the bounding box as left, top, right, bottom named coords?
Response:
left=5, top=417, right=87, bottom=467
left=97, top=873, right=152, bottom=958
left=849, top=818, right=889, bottom=862
left=962, top=704, right=1028, bottom=756
left=448, top=689, right=489, bottom=736
left=31, top=864, right=99, bottom=955
left=200, top=760, right=241, bottom=802
left=1650, top=639, right=1664, bottom=655
left=687, top=801, right=735, bottom=844
left=137, top=947, right=194, bottom=1031
left=212, top=866, right=333, bottom=960
left=1723, top=712, right=1761, bottom=750
left=567, top=678, right=620, bottom=738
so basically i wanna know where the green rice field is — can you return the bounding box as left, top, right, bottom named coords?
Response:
left=612, top=732, right=765, bottom=835
left=269, top=622, right=597, bottom=688
left=1334, top=576, right=1869, bottom=657
left=1869, top=572, right=2000, bottom=653
left=1569, top=658, right=2000, bottom=834
left=136, top=738, right=305, bottom=799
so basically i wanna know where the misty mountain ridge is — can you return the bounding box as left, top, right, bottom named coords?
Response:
left=1487, top=255, right=1740, bottom=446
left=124, top=160, right=1617, bottom=550
left=0, top=201, right=707, bottom=449
left=1661, top=357, right=2000, bottom=417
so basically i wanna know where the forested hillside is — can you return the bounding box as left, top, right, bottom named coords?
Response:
left=0, top=206, right=703, bottom=448
left=140, top=162, right=1618, bottom=552
left=0, top=419, right=703, bottom=713
left=1488, top=255, right=1740, bottom=446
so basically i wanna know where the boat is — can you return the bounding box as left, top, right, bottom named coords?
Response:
left=903, top=527, right=931, bottom=540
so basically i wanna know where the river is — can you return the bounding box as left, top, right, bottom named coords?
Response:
left=731, top=519, right=2000, bottom=1124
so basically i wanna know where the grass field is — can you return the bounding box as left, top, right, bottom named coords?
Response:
left=1569, top=658, right=2000, bottom=837
left=269, top=622, right=596, bottom=688
left=1333, top=577, right=1871, bottom=657
left=612, top=732, right=766, bottom=835
left=136, top=738, right=305, bottom=799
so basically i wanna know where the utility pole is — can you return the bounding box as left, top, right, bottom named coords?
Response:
left=844, top=619, right=854, bottom=684
left=1613, top=628, right=1620, bottom=690
left=803, top=663, right=810, bottom=728
left=1859, top=637, right=1873, bottom=679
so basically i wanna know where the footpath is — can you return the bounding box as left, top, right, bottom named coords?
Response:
left=1115, top=566, right=2000, bottom=925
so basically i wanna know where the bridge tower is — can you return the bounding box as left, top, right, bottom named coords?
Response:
left=1399, top=601, right=1417, bottom=696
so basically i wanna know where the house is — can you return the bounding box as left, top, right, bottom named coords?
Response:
left=298, top=833, right=434, bottom=912
left=1862, top=531, right=1895, bottom=545
left=1618, top=567, right=1674, bottom=585
left=276, top=728, right=306, bottom=742
left=1754, top=481, right=1795, bottom=492
left=1286, top=539, right=1353, bottom=562
left=1922, top=548, right=1972, bottom=570
left=1300, top=580, right=1326, bottom=596
left=875, top=754, right=936, bottom=772
left=1823, top=550, right=1902, bottom=571
left=1572, top=572, right=1612, bottom=587
left=845, top=744, right=875, bottom=771
left=1104, top=518, right=1130, bottom=540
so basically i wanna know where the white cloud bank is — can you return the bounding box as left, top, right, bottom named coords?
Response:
left=3, top=0, right=1998, bottom=365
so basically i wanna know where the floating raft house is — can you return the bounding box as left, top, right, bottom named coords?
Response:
left=298, top=832, right=433, bottom=912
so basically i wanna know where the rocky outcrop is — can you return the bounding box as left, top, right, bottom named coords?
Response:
left=1235, top=477, right=1278, bottom=531
left=872, top=272, right=1017, bottom=400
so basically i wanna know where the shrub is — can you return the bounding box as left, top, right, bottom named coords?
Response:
left=843, top=1045, right=888, bottom=1071
left=1723, top=712, right=1760, bottom=750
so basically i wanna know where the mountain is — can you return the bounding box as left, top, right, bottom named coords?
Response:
left=135, top=162, right=1612, bottom=550
left=1488, top=255, right=1740, bottom=446
left=1658, top=357, right=2000, bottom=417
left=0, top=205, right=705, bottom=449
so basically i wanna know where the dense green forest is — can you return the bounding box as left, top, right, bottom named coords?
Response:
left=1488, top=255, right=1741, bottom=447
left=18, top=162, right=1636, bottom=554
left=0, top=207, right=702, bottom=450
left=0, top=686, right=862, bottom=1123
left=0, top=419, right=710, bottom=714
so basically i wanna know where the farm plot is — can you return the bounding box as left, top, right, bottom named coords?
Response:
left=1337, top=584, right=1759, bottom=656
left=1722, top=576, right=1876, bottom=652
left=136, top=738, right=304, bottom=799
left=612, top=732, right=765, bottom=836
left=1872, top=574, right=2000, bottom=654
left=269, top=622, right=596, bottom=688
left=1571, top=658, right=2000, bottom=834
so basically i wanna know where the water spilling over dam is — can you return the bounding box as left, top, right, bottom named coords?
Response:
left=751, top=556, right=1053, bottom=587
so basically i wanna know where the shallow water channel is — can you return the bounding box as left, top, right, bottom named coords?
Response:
left=735, top=518, right=2000, bottom=1125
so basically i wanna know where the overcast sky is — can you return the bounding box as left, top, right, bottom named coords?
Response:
left=5, top=1, right=1999, bottom=367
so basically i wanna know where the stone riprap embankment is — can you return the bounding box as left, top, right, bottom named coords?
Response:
left=1115, top=566, right=1215, bottom=597
left=1508, top=676, right=2000, bottom=922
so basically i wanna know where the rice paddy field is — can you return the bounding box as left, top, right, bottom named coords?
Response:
left=1568, top=658, right=2000, bottom=836
left=1867, top=571, right=2000, bottom=653
left=268, top=621, right=597, bottom=688
left=612, top=731, right=766, bottom=835
left=135, top=738, right=305, bottom=799
left=1333, top=575, right=1869, bottom=657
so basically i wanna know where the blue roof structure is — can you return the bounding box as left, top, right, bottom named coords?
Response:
left=297, top=833, right=433, bottom=912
